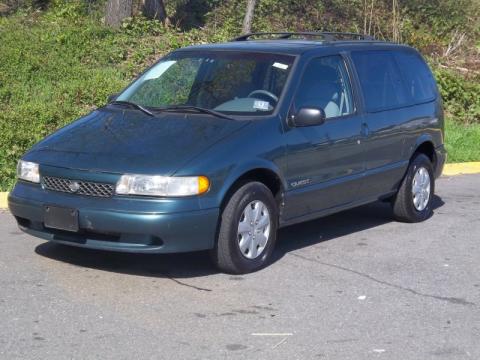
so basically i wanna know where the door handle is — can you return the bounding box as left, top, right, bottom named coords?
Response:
left=361, top=123, right=370, bottom=137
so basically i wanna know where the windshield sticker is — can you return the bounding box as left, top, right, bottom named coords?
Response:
left=253, top=100, right=270, bottom=111
left=273, top=62, right=289, bottom=70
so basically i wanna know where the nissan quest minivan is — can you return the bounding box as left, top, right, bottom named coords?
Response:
left=9, top=32, right=446, bottom=274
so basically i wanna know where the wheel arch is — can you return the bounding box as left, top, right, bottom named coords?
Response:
left=219, top=163, right=286, bottom=212
left=411, top=136, right=436, bottom=168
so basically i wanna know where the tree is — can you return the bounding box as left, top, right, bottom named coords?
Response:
left=143, top=0, right=169, bottom=24
left=242, top=0, right=257, bottom=34
left=105, top=0, right=133, bottom=27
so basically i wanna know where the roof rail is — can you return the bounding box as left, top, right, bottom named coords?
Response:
left=231, top=31, right=375, bottom=42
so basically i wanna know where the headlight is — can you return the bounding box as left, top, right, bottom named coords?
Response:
left=115, top=175, right=210, bottom=197
left=17, top=160, right=40, bottom=183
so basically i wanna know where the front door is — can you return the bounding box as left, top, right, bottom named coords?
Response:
left=282, top=55, right=364, bottom=221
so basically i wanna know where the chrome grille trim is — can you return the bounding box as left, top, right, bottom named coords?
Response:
left=42, top=176, right=114, bottom=198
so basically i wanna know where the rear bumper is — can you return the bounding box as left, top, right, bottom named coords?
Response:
left=435, top=144, right=447, bottom=178
left=8, top=182, right=219, bottom=253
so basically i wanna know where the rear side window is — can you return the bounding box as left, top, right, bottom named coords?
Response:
left=394, top=51, right=437, bottom=104
left=351, top=51, right=408, bottom=112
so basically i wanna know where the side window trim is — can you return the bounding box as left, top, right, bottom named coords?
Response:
left=288, top=53, right=357, bottom=123
left=340, top=51, right=362, bottom=116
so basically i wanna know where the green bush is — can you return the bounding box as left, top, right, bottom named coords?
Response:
left=434, top=69, right=480, bottom=124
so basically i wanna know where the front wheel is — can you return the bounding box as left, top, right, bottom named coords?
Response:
left=392, top=153, right=435, bottom=223
left=211, top=182, right=278, bottom=274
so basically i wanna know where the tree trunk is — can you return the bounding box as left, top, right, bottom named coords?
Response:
left=242, top=0, right=257, bottom=34
left=105, top=0, right=133, bottom=28
left=143, top=0, right=168, bottom=24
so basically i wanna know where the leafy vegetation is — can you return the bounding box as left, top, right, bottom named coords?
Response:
left=0, top=0, right=479, bottom=190
left=435, top=69, right=480, bottom=124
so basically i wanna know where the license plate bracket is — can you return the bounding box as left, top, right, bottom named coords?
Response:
left=44, top=205, right=79, bottom=232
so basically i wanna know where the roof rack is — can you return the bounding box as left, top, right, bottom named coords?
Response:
left=231, top=31, right=375, bottom=42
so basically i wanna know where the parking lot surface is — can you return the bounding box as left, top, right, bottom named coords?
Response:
left=1, top=174, right=479, bottom=359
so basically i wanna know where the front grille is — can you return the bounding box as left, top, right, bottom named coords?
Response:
left=42, top=176, right=114, bottom=198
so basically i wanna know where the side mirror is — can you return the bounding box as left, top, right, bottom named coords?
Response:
left=290, top=107, right=326, bottom=127
left=107, top=93, right=119, bottom=103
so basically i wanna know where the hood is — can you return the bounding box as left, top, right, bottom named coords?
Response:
left=25, top=107, right=250, bottom=175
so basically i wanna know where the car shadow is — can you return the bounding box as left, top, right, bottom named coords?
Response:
left=34, top=196, right=444, bottom=279
left=273, top=195, right=444, bottom=263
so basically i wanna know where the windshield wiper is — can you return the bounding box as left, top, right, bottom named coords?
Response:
left=109, top=100, right=154, bottom=117
left=160, top=105, right=235, bottom=121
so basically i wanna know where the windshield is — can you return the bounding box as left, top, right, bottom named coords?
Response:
left=116, top=51, right=295, bottom=116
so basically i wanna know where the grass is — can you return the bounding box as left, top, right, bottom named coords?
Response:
left=445, top=119, right=480, bottom=163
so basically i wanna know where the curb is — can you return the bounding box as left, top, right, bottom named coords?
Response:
left=1, top=162, right=479, bottom=209
left=442, top=162, right=480, bottom=176
left=0, top=192, right=7, bottom=210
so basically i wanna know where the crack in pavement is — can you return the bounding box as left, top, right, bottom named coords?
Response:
left=289, top=253, right=475, bottom=306
left=166, top=276, right=212, bottom=292
left=145, top=268, right=213, bottom=292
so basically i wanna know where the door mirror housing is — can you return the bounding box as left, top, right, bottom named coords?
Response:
left=107, top=93, right=119, bottom=103
left=291, top=107, right=326, bottom=127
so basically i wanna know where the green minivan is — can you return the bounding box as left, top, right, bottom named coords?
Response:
left=9, top=32, right=446, bottom=273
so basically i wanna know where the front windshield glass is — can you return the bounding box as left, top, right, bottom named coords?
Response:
left=116, top=51, right=295, bottom=116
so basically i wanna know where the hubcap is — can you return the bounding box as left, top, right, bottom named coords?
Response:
left=237, top=200, right=271, bottom=259
left=412, top=167, right=431, bottom=211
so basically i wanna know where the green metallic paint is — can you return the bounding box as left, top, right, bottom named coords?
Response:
left=8, top=41, right=445, bottom=253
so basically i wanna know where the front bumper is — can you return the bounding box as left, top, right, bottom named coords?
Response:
left=8, top=181, right=219, bottom=253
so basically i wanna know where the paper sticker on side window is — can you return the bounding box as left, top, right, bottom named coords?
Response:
left=273, top=62, right=289, bottom=70
left=253, top=100, right=270, bottom=111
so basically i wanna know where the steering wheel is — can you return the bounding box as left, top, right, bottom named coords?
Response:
left=247, top=90, right=279, bottom=104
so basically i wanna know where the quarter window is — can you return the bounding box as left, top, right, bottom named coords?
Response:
left=351, top=51, right=408, bottom=112
left=294, top=55, right=354, bottom=119
left=394, top=51, right=437, bottom=104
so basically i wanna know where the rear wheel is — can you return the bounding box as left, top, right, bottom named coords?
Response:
left=392, top=153, right=435, bottom=223
left=212, top=182, right=278, bottom=274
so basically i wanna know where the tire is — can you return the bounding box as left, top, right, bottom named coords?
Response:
left=392, top=153, right=435, bottom=223
left=211, top=182, right=278, bottom=274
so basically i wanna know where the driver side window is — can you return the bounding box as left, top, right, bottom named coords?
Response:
left=295, top=55, right=354, bottom=119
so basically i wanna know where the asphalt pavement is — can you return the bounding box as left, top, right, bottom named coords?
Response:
left=1, top=174, right=479, bottom=360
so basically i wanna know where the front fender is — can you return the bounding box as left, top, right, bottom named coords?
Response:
left=174, top=118, right=287, bottom=210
